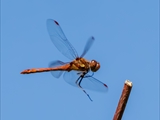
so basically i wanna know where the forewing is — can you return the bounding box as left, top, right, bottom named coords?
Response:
left=80, top=36, right=95, bottom=58
left=46, top=19, right=78, bottom=60
left=63, top=71, right=108, bottom=92
left=82, top=76, right=108, bottom=92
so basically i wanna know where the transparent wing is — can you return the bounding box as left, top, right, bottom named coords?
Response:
left=63, top=71, right=108, bottom=92
left=46, top=19, right=78, bottom=60
left=80, top=36, right=95, bottom=58
left=49, top=60, right=66, bottom=78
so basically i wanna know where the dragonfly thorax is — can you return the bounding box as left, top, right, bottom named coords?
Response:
left=69, top=58, right=90, bottom=72
left=89, top=60, right=100, bottom=72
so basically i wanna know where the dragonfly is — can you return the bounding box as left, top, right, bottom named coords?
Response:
left=21, top=19, right=108, bottom=101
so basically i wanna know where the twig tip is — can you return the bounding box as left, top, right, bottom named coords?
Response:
left=125, top=80, right=133, bottom=87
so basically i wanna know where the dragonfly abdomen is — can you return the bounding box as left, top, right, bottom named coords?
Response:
left=21, top=64, right=70, bottom=74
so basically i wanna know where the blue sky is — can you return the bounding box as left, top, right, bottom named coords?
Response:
left=1, top=0, right=159, bottom=120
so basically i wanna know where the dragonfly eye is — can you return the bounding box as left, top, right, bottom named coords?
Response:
left=90, top=60, right=100, bottom=72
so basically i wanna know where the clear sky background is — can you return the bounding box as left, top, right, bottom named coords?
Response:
left=1, top=0, right=159, bottom=120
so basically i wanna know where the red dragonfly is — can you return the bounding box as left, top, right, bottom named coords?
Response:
left=21, top=19, right=108, bottom=101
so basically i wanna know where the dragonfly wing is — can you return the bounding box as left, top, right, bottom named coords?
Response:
left=49, top=60, right=66, bottom=78
left=81, top=75, right=108, bottom=92
left=63, top=71, right=108, bottom=92
left=80, top=36, right=95, bottom=58
left=46, top=19, right=78, bottom=60
left=63, top=71, right=78, bottom=87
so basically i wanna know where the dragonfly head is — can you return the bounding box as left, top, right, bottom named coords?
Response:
left=90, top=60, right=100, bottom=72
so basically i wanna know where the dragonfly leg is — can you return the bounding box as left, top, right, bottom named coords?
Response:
left=84, top=72, right=94, bottom=78
left=75, top=75, right=93, bottom=101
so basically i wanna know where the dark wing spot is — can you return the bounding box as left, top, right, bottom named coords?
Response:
left=104, top=84, right=108, bottom=88
left=54, top=20, right=59, bottom=25
left=91, top=36, right=95, bottom=40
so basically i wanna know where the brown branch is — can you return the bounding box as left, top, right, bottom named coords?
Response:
left=113, top=80, right=133, bottom=120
